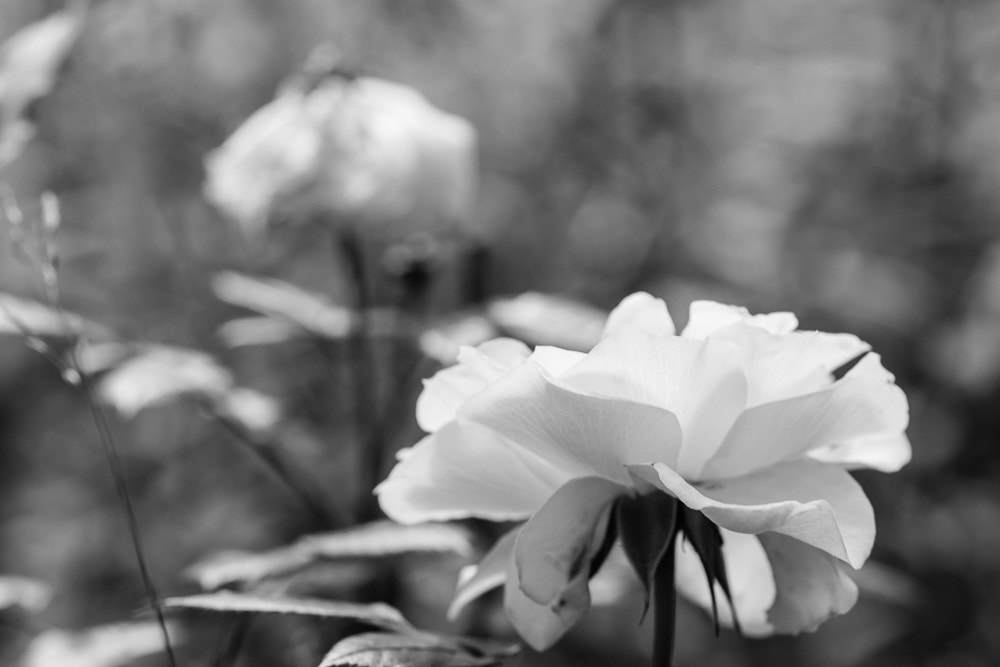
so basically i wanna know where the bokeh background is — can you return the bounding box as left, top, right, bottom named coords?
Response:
left=3, top=0, right=1000, bottom=665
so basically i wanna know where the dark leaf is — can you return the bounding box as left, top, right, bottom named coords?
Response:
left=615, top=492, right=679, bottom=622
left=678, top=507, right=741, bottom=636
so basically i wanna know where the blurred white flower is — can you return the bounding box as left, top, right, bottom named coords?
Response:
left=204, top=70, right=477, bottom=240
left=0, top=2, right=85, bottom=166
left=378, top=293, right=910, bottom=649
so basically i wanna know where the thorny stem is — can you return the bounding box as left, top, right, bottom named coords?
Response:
left=76, top=368, right=179, bottom=667
left=652, top=535, right=678, bottom=667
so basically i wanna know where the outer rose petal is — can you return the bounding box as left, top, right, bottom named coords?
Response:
left=514, top=477, right=624, bottom=605
left=629, top=459, right=874, bottom=568
left=416, top=338, right=530, bottom=432
left=758, top=532, right=859, bottom=633
left=809, top=354, right=912, bottom=472
left=529, top=346, right=587, bottom=377
left=681, top=301, right=798, bottom=339
left=702, top=374, right=909, bottom=480
left=449, top=527, right=518, bottom=619
left=602, top=292, right=675, bottom=338
left=809, top=432, right=912, bottom=472
left=504, top=544, right=590, bottom=651
left=676, top=530, right=858, bottom=636
left=377, top=420, right=570, bottom=524
left=558, top=328, right=747, bottom=479
left=709, top=323, right=871, bottom=405
left=460, top=359, right=684, bottom=484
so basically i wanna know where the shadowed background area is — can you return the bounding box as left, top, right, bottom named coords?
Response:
left=2, top=1, right=1000, bottom=665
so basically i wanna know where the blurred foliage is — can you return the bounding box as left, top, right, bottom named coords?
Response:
left=2, top=0, right=1000, bottom=666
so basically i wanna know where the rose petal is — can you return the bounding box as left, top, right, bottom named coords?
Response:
left=416, top=338, right=530, bottom=432
left=529, top=346, right=587, bottom=377
left=709, top=324, right=871, bottom=405
left=449, top=527, right=518, bottom=619
left=809, top=432, right=912, bottom=472
left=702, top=374, right=909, bottom=480
left=558, top=328, right=747, bottom=479
left=602, top=292, right=675, bottom=338
left=681, top=301, right=798, bottom=339
left=514, top=477, right=624, bottom=605
left=759, top=532, right=859, bottom=633
left=377, top=420, right=570, bottom=524
left=460, top=359, right=685, bottom=484
left=629, top=459, right=874, bottom=568
left=504, top=542, right=590, bottom=651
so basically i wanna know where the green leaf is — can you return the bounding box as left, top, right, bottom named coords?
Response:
left=615, top=492, right=679, bottom=622
left=188, top=521, right=474, bottom=590
left=0, top=293, right=111, bottom=340
left=678, top=507, right=741, bottom=636
left=0, top=575, right=51, bottom=612
left=96, top=345, right=233, bottom=417
left=212, top=271, right=356, bottom=340
left=319, top=632, right=518, bottom=667
left=487, top=292, right=606, bottom=351
left=20, top=621, right=183, bottom=667
left=164, top=592, right=413, bottom=633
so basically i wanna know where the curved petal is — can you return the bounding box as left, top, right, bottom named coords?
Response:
left=709, top=324, right=871, bottom=405
left=529, top=346, right=586, bottom=377
left=459, top=360, right=684, bottom=484
left=758, top=532, right=859, bottom=633
left=449, top=527, right=518, bottom=619
left=630, top=459, right=874, bottom=568
left=377, top=420, right=570, bottom=524
left=558, top=328, right=747, bottom=479
left=675, top=529, right=775, bottom=636
left=416, top=338, right=530, bottom=432
left=681, top=301, right=798, bottom=339
left=809, top=432, right=912, bottom=472
left=675, top=530, right=858, bottom=636
left=702, top=374, right=909, bottom=480
left=514, top=477, right=624, bottom=605
left=602, top=292, right=675, bottom=338
left=504, top=541, right=590, bottom=651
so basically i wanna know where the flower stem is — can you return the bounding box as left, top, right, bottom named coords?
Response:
left=652, top=535, right=677, bottom=667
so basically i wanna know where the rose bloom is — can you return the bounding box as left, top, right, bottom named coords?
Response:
left=377, top=293, right=910, bottom=650
left=203, top=72, right=477, bottom=239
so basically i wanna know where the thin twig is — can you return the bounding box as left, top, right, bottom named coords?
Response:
left=76, top=368, right=179, bottom=667
left=204, top=403, right=345, bottom=529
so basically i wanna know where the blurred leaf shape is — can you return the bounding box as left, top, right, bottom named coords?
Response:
left=97, top=345, right=232, bottom=417
left=165, top=592, right=413, bottom=633
left=319, top=632, right=518, bottom=667
left=213, top=271, right=355, bottom=340
left=0, top=575, right=51, bottom=613
left=419, top=312, right=497, bottom=365
left=0, top=292, right=111, bottom=340
left=0, top=1, right=86, bottom=166
left=487, top=292, right=606, bottom=351
left=20, top=620, right=183, bottom=667
left=188, top=521, right=474, bottom=590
